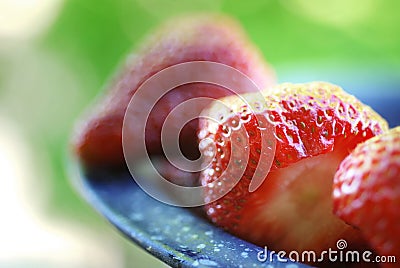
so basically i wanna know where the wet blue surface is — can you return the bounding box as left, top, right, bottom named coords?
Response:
left=79, top=171, right=309, bottom=268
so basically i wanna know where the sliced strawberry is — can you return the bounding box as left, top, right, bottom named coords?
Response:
left=199, top=82, right=388, bottom=257
left=333, top=127, right=400, bottom=268
left=73, top=14, right=275, bottom=170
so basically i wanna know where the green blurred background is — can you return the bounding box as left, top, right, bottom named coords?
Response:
left=0, top=0, right=399, bottom=267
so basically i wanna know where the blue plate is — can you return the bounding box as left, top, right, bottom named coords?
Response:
left=77, top=170, right=308, bottom=268
left=71, top=71, right=400, bottom=268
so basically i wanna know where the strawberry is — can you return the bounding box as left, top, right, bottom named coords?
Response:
left=73, top=14, right=275, bottom=171
left=333, top=126, right=400, bottom=268
left=198, top=82, right=388, bottom=257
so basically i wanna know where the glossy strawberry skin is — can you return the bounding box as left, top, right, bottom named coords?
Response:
left=73, top=14, right=275, bottom=170
left=333, top=127, right=400, bottom=268
left=199, top=82, right=388, bottom=255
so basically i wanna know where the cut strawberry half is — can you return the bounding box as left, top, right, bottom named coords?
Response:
left=198, top=82, right=388, bottom=257
left=333, top=126, right=400, bottom=268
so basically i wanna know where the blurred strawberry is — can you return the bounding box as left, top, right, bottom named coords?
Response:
left=333, top=126, right=400, bottom=268
left=199, top=82, right=388, bottom=257
left=73, top=14, right=275, bottom=172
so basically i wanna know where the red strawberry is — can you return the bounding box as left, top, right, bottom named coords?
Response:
left=73, top=14, right=275, bottom=171
left=198, top=82, right=388, bottom=258
left=333, top=126, right=400, bottom=268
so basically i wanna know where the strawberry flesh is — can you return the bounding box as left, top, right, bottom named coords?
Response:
left=199, top=82, right=388, bottom=256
